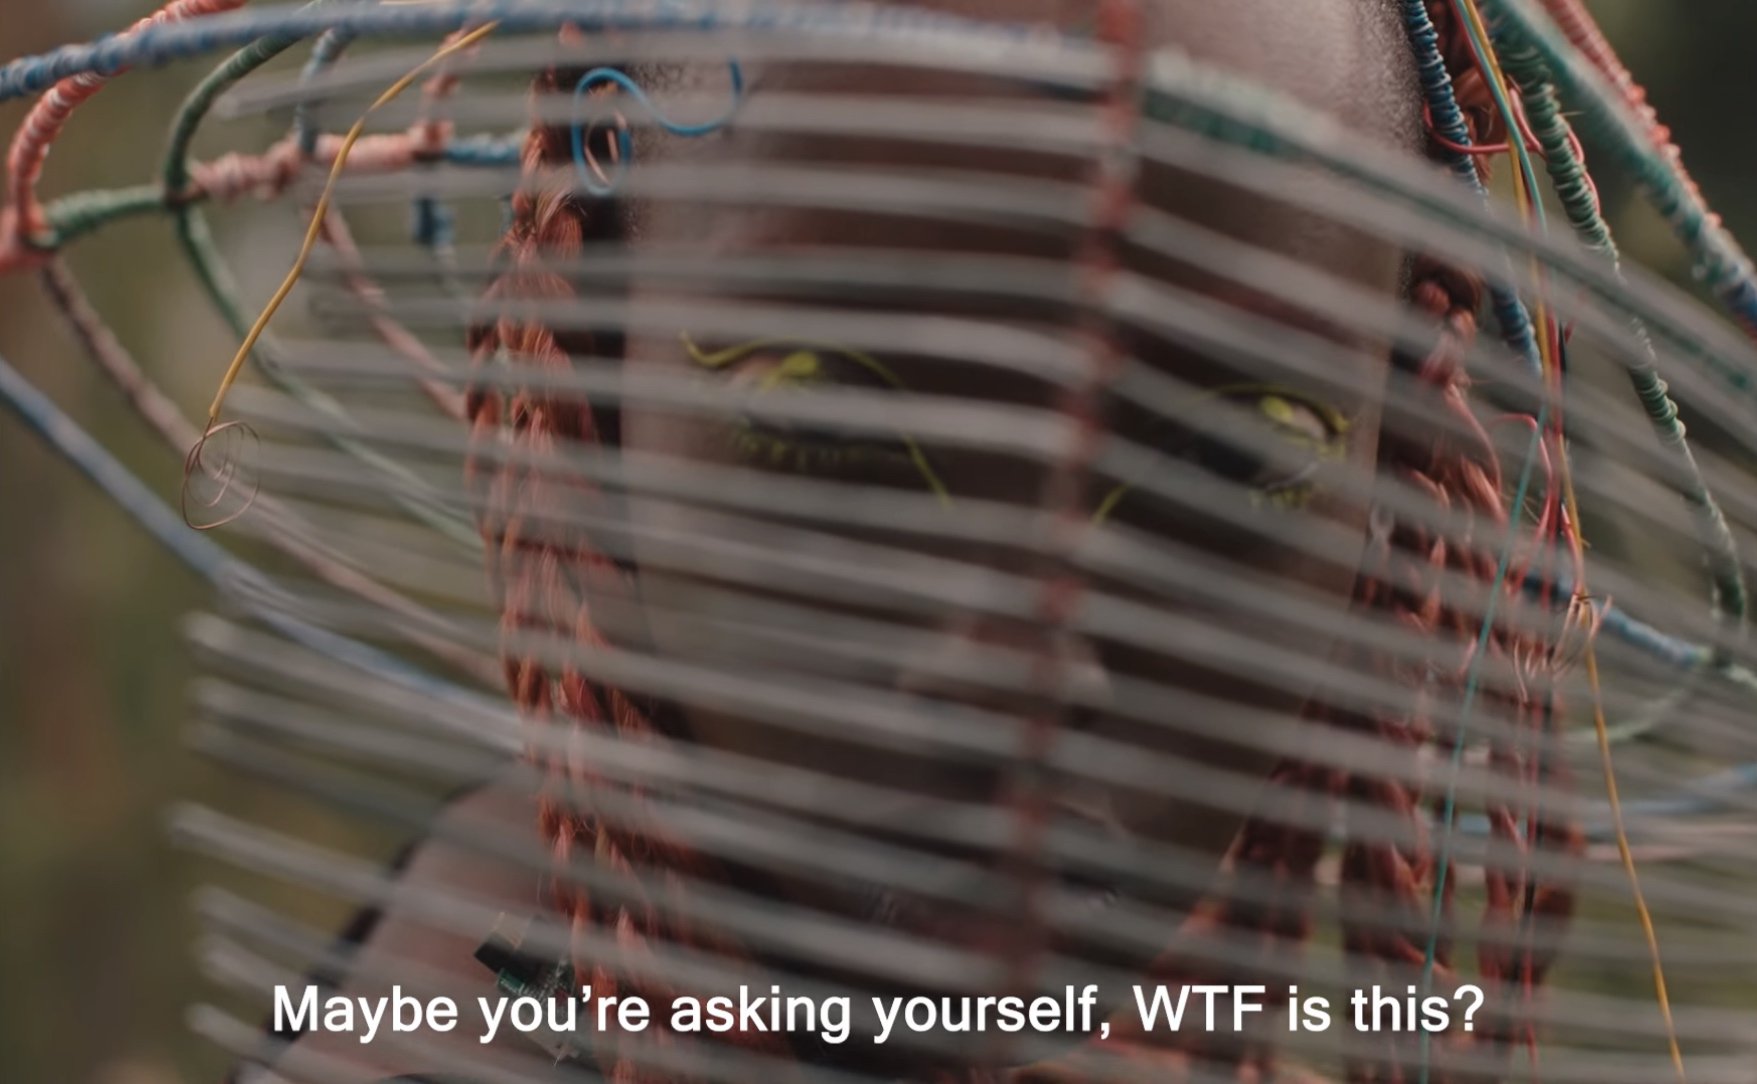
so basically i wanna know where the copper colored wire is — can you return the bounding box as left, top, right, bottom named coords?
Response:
left=184, top=132, right=427, bottom=207
left=0, top=6, right=1701, bottom=1081
left=1, top=0, right=246, bottom=257
left=182, top=418, right=263, bottom=531
left=466, top=68, right=792, bottom=1083
left=303, top=25, right=480, bottom=423
left=451, top=31, right=1581, bottom=1084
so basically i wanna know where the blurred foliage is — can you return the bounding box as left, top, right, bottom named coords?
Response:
left=3, top=1, right=1757, bottom=1081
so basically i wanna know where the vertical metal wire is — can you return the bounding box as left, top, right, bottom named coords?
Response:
left=993, top=2, right=1148, bottom=1062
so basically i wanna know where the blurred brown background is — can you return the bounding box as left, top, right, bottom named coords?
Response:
left=0, top=1, right=1753, bottom=1080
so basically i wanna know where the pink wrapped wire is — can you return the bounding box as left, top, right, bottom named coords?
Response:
left=2, top=0, right=247, bottom=262
left=1537, top=0, right=1715, bottom=222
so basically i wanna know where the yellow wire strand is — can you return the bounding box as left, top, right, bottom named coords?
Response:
left=192, top=15, right=1690, bottom=1079
left=201, top=20, right=501, bottom=427
left=1564, top=473, right=1687, bottom=1084
left=1452, top=2, right=1684, bottom=1076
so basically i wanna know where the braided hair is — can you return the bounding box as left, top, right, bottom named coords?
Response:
left=464, top=8, right=1582, bottom=1082
left=1203, top=5, right=1585, bottom=1078
left=465, top=60, right=804, bottom=1081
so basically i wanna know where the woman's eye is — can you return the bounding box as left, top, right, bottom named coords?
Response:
left=1192, top=392, right=1349, bottom=508
left=1095, top=389, right=1349, bottom=526
left=682, top=336, right=951, bottom=500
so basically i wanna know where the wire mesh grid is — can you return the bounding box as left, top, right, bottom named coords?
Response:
left=6, top=2, right=1757, bottom=1083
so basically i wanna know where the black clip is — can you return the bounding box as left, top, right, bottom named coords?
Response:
left=474, top=912, right=568, bottom=999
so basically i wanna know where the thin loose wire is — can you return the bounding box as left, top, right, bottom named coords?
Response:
left=1419, top=3, right=1558, bottom=1080
left=1417, top=7, right=1684, bottom=1084
left=1494, top=27, right=1747, bottom=636
left=1454, top=4, right=1687, bottom=1078
left=197, top=19, right=502, bottom=437
left=1563, top=437, right=1688, bottom=1084
left=570, top=61, right=744, bottom=196
left=161, top=14, right=486, bottom=546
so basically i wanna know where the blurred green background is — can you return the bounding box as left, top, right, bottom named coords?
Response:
left=1, top=1, right=1755, bottom=1080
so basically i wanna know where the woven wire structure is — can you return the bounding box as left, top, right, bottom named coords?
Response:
left=6, top=1, right=1757, bottom=1082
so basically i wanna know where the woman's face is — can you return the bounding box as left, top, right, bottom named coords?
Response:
left=603, top=0, right=1421, bottom=979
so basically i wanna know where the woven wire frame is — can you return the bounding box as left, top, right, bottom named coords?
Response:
left=8, top=3, right=1757, bottom=1084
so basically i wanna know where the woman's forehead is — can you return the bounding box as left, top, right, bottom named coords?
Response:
left=641, top=0, right=1420, bottom=145
left=625, top=0, right=1421, bottom=279
left=608, top=0, right=1420, bottom=429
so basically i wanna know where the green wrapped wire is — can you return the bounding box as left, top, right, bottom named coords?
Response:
left=1495, top=28, right=1748, bottom=640
left=160, top=7, right=483, bottom=548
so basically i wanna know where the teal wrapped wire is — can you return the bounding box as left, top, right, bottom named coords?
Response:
left=11, top=0, right=1752, bottom=722
left=1398, top=6, right=1558, bottom=1078
left=1493, top=31, right=1757, bottom=832
left=40, top=137, right=514, bottom=249
left=43, top=185, right=165, bottom=246
left=1495, top=32, right=1748, bottom=639
left=1489, top=25, right=1757, bottom=829
left=1481, top=0, right=1757, bottom=347
left=1400, top=0, right=1544, bottom=378
left=164, top=22, right=309, bottom=197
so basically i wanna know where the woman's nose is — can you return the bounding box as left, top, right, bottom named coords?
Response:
left=894, top=610, right=1112, bottom=729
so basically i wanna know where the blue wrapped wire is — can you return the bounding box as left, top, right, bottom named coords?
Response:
left=1399, top=0, right=1544, bottom=379
left=0, top=0, right=1047, bottom=104
left=0, top=351, right=488, bottom=709
left=570, top=61, right=745, bottom=197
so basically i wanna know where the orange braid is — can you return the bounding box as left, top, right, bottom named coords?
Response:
left=466, top=68, right=798, bottom=1083
left=1201, top=257, right=1583, bottom=1084
left=466, top=36, right=1583, bottom=1084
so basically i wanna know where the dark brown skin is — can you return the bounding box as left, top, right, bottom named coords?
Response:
left=620, top=0, right=1420, bottom=962
left=267, top=3, right=1422, bottom=1079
